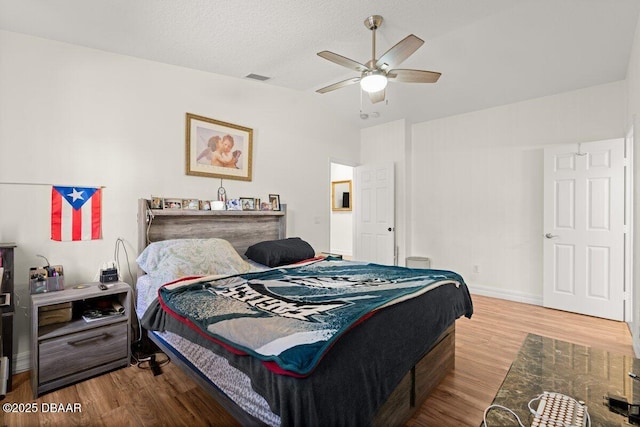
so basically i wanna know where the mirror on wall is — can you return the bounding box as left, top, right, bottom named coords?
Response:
left=331, top=180, right=352, bottom=211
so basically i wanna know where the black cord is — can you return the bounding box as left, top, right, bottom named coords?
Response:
left=135, top=352, right=170, bottom=370
left=113, top=237, right=143, bottom=343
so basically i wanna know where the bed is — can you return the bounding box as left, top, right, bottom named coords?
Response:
left=135, top=198, right=473, bottom=426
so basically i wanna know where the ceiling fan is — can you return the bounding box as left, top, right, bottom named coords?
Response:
left=316, top=15, right=441, bottom=104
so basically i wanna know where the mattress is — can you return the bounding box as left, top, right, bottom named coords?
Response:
left=135, top=274, right=281, bottom=426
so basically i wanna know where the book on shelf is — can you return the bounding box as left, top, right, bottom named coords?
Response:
left=82, top=302, right=124, bottom=322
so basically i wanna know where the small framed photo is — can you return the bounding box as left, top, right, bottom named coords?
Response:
left=211, top=200, right=226, bottom=210
left=150, top=197, right=164, bottom=209
left=183, top=199, right=199, bottom=210
left=164, top=198, right=182, bottom=209
left=260, top=202, right=272, bottom=211
left=240, top=197, right=255, bottom=211
left=226, top=199, right=242, bottom=211
left=269, top=194, right=281, bottom=211
left=199, top=200, right=211, bottom=210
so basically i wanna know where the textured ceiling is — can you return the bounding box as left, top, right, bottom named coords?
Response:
left=1, top=0, right=639, bottom=128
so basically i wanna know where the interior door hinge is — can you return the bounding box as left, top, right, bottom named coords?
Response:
left=624, top=290, right=631, bottom=301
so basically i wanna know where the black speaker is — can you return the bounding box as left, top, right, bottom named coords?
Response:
left=100, top=268, right=118, bottom=283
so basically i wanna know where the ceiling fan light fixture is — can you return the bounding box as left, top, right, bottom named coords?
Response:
left=316, top=15, right=440, bottom=104
left=360, top=71, right=387, bottom=93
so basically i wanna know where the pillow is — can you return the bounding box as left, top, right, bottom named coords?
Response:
left=137, top=238, right=252, bottom=284
left=245, top=237, right=315, bottom=267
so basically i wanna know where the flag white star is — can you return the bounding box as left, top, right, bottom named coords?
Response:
left=67, top=188, right=84, bottom=202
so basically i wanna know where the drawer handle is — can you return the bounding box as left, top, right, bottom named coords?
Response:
left=67, top=333, right=111, bottom=346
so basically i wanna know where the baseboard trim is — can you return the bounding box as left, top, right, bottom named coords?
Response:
left=467, top=283, right=543, bottom=306
left=14, top=351, right=30, bottom=374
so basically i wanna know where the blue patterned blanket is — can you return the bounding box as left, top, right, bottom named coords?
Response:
left=157, top=258, right=466, bottom=376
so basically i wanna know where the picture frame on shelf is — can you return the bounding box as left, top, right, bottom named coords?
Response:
left=183, top=199, right=199, bottom=210
left=269, top=194, right=281, bottom=211
left=211, top=200, right=226, bottom=210
left=226, top=199, right=241, bottom=211
left=185, top=113, right=253, bottom=181
left=150, top=196, right=163, bottom=209
left=240, top=198, right=256, bottom=211
left=164, top=198, right=182, bottom=209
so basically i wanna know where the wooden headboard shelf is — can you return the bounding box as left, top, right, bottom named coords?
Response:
left=137, top=198, right=286, bottom=259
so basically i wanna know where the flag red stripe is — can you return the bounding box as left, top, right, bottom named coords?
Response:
left=91, top=188, right=102, bottom=239
left=72, top=205, right=82, bottom=241
left=51, top=189, right=62, bottom=241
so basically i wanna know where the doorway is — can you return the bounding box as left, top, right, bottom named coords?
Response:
left=329, top=161, right=354, bottom=257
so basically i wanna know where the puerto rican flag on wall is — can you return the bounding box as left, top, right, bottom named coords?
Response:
left=51, top=186, right=102, bottom=241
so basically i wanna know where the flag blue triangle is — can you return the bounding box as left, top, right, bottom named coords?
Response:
left=53, top=186, right=98, bottom=210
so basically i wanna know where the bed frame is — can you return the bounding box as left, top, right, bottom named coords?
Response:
left=136, top=198, right=455, bottom=426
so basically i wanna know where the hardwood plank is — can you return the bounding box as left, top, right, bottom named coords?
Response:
left=3, top=294, right=633, bottom=426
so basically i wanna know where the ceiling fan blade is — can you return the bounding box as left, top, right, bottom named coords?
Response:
left=375, top=34, right=424, bottom=70
left=387, top=69, right=441, bottom=83
left=317, top=51, right=369, bottom=73
left=316, top=77, right=361, bottom=94
left=368, top=88, right=386, bottom=104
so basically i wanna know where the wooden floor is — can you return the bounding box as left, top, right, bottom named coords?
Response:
left=1, top=295, right=634, bottom=427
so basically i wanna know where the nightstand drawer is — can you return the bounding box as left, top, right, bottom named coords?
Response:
left=39, top=322, right=128, bottom=383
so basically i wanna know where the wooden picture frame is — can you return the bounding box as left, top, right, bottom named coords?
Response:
left=185, top=113, right=253, bottom=181
left=331, top=180, right=352, bottom=211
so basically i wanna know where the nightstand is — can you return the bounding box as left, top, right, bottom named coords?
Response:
left=30, top=282, right=131, bottom=398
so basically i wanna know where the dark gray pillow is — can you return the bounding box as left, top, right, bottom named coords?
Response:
left=245, top=238, right=315, bottom=267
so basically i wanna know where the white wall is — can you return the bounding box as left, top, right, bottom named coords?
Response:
left=0, top=31, right=360, bottom=370
left=410, top=81, right=627, bottom=303
left=329, top=163, right=353, bottom=256
left=360, top=119, right=410, bottom=265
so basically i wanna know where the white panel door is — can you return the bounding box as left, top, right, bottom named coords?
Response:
left=353, top=163, right=395, bottom=265
left=543, top=139, right=625, bottom=320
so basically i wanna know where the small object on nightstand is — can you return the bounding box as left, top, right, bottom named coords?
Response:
left=99, top=283, right=107, bottom=290
left=29, top=265, right=64, bottom=294
left=99, top=267, right=118, bottom=284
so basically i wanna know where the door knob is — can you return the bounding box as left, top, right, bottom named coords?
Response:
left=545, top=233, right=558, bottom=239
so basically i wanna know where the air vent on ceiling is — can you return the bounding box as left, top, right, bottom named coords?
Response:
left=245, top=73, right=271, bottom=81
